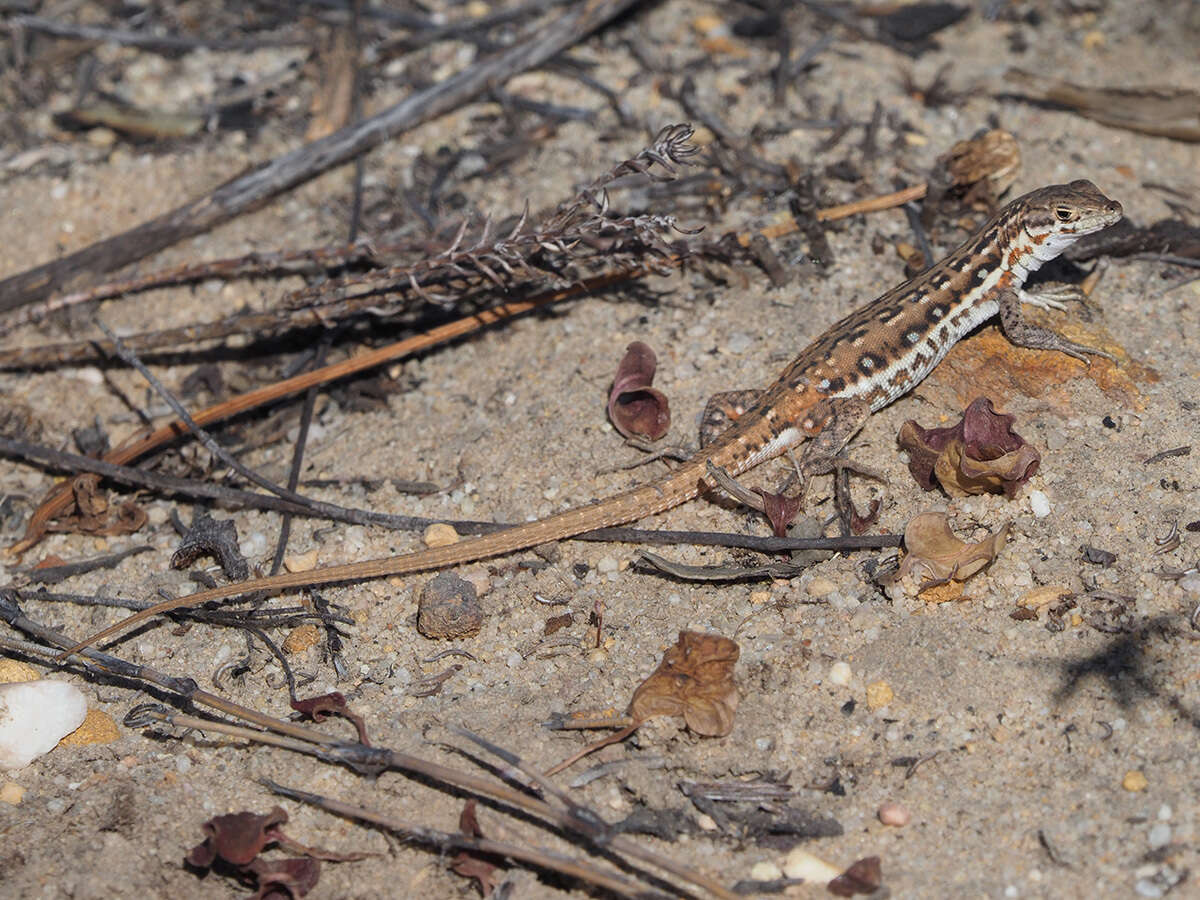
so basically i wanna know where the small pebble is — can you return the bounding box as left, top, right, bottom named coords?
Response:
left=806, top=576, right=838, bottom=598
left=726, top=332, right=752, bottom=354
left=1029, top=489, right=1051, bottom=518
left=781, top=848, right=841, bottom=884
left=878, top=801, right=911, bottom=827
left=828, top=661, right=852, bottom=686
left=0, top=680, right=88, bottom=770
left=1135, top=880, right=1165, bottom=899
left=283, top=549, right=319, bottom=573
left=695, top=813, right=718, bottom=831
left=59, top=708, right=120, bottom=747
left=1178, top=573, right=1200, bottom=594
left=1147, top=823, right=1172, bottom=849
left=749, top=861, right=783, bottom=881
left=1158, top=804, right=1172, bottom=821
left=596, top=556, right=619, bottom=575
left=0, top=659, right=40, bottom=683
left=423, top=523, right=461, bottom=548
left=1122, top=769, right=1149, bottom=792
left=417, top=572, right=483, bottom=639
left=587, top=648, right=608, bottom=665
left=0, top=781, right=24, bottom=805
left=282, top=624, right=322, bottom=654
left=866, top=679, right=895, bottom=711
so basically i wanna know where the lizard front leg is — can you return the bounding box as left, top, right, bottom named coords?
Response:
left=997, top=288, right=1114, bottom=364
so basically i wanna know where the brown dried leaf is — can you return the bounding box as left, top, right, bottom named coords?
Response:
left=46, top=474, right=147, bottom=538
left=629, top=631, right=740, bottom=737
left=607, top=341, right=670, bottom=441
left=898, top=397, right=1040, bottom=498
left=452, top=800, right=501, bottom=897
left=291, top=692, right=370, bottom=746
left=827, top=856, right=882, bottom=896
left=917, top=326, right=1155, bottom=414
left=186, top=807, right=289, bottom=868
left=897, top=511, right=1010, bottom=586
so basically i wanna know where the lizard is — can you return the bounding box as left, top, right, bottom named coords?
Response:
left=64, top=179, right=1123, bottom=655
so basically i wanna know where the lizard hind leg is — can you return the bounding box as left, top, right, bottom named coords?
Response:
left=796, top=397, right=879, bottom=509
left=699, top=389, right=763, bottom=447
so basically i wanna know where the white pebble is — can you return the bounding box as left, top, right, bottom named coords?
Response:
left=1148, top=823, right=1172, bottom=848
left=1158, top=804, right=1173, bottom=821
left=0, top=681, right=87, bottom=770
left=828, top=661, right=852, bottom=686
left=749, top=861, right=783, bottom=881
left=1029, top=489, right=1051, bottom=518
left=726, top=332, right=753, bottom=354
left=781, top=848, right=841, bottom=884
left=1178, top=573, right=1200, bottom=595
left=596, top=556, right=619, bottom=574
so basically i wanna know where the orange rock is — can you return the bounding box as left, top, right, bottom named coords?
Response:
left=60, top=708, right=120, bottom=746
left=282, top=624, right=322, bottom=654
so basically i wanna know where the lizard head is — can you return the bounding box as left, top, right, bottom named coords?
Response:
left=1021, top=179, right=1123, bottom=261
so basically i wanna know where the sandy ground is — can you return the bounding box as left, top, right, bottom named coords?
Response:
left=1, top=2, right=1198, bottom=898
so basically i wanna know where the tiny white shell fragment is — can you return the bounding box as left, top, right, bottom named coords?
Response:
left=1029, top=489, right=1051, bottom=518
left=0, top=680, right=88, bottom=770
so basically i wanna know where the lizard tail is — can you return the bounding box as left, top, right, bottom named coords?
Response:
left=61, top=458, right=716, bottom=655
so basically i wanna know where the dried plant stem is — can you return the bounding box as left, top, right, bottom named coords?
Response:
left=7, top=276, right=624, bottom=555
left=0, top=594, right=734, bottom=899
left=261, top=781, right=664, bottom=899
left=0, top=0, right=642, bottom=312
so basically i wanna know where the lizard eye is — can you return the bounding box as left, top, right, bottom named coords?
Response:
left=1054, top=207, right=1073, bottom=222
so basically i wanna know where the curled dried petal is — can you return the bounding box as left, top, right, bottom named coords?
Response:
left=607, top=341, right=671, bottom=441
left=629, top=632, right=740, bottom=737
left=898, top=397, right=1040, bottom=497
left=896, top=511, right=1010, bottom=586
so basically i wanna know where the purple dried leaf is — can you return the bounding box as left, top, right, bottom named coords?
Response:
left=246, top=857, right=322, bottom=900
left=754, top=489, right=803, bottom=537
left=607, top=341, right=671, bottom=441
left=898, top=397, right=1040, bottom=497
left=186, top=807, right=289, bottom=869
left=828, top=856, right=882, bottom=896
left=291, top=692, right=371, bottom=746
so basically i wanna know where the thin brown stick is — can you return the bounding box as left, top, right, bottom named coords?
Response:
left=544, top=722, right=640, bottom=777
left=736, top=182, right=929, bottom=247
left=0, top=0, right=642, bottom=312
left=6, top=278, right=620, bottom=555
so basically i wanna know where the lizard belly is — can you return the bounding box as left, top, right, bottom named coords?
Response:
left=742, top=425, right=804, bottom=467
